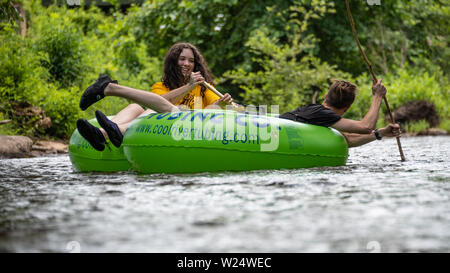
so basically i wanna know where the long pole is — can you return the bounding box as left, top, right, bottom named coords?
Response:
left=345, top=0, right=405, bottom=161
left=202, top=82, right=224, bottom=98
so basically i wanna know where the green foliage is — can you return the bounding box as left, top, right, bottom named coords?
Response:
left=0, top=0, right=22, bottom=24
left=1, top=24, right=48, bottom=135
left=0, top=2, right=164, bottom=138
left=222, top=1, right=348, bottom=113
left=438, top=118, right=450, bottom=133
left=314, top=0, right=449, bottom=77
left=41, top=86, right=82, bottom=138
left=0, top=113, right=16, bottom=135
left=0, top=24, right=43, bottom=103
left=128, top=0, right=288, bottom=76
left=345, top=63, right=449, bottom=125
left=129, top=0, right=448, bottom=81
left=29, top=3, right=98, bottom=89
left=115, top=40, right=143, bottom=74
left=0, top=21, right=84, bottom=137
left=1, top=0, right=448, bottom=140
left=33, top=21, right=86, bottom=88
left=403, top=119, right=430, bottom=134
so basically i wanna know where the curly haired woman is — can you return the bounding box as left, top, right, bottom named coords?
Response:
left=76, top=42, right=233, bottom=151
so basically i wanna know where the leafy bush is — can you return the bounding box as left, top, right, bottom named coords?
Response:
left=344, top=63, right=449, bottom=128
left=0, top=0, right=22, bottom=24
left=0, top=23, right=55, bottom=136
left=10, top=2, right=163, bottom=138
left=0, top=24, right=46, bottom=102
left=32, top=13, right=87, bottom=88
left=41, top=86, right=83, bottom=138
left=438, top=118, right=450, bottom=133
left=222, top=1, right=348, bottom=113
left=0, top=112, right=16, bottom=136
left=1, top=13, right=85, bottom=138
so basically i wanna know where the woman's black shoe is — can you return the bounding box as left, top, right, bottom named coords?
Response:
left=79, top=74, right=118, bottom=111
left=76, top=119, right=106, bottom=151
left=95, top=110, right=123, bottom=148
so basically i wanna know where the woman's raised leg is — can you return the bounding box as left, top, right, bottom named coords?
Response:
left=105, top=83, right=179, bottom=113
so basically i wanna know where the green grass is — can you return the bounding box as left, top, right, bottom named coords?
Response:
left=0, top=122, right=17, bottom=135
left=438, top=118, right=450, bottom=133
left=403, top=119, right=430, bottom=134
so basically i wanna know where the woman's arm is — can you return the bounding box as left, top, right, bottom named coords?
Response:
left=159, top=84, right=196, bottom=104
left=159, top=72, right=205, bottom=104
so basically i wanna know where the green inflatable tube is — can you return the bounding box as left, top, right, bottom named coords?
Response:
left=68, top=117, right=131, bottom=172
left=69, top=110, right=348, bottom=173
left=122, top=109, right=348, bottom=174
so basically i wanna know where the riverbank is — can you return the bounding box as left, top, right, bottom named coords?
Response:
left=410, top=128, right=449, bottom=136
left=1, top=128, right=448, bottom=159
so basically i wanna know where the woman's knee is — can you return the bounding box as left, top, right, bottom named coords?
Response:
left=111, top=103, right=145, bottom=124
left=121, top=103, right=145, bottom=116
left=139, top=109, right=156, bottom=117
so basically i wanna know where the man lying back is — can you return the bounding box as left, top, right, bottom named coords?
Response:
left=279, top=79, right=400, bottom=147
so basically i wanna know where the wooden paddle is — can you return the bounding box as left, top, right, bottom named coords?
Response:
left=201, top=82, right=248, bottom=112
left=202, top=81, right=224, bottom=98
left=345, top=0, right=406, bottom=161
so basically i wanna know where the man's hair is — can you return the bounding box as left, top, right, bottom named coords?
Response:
left=324, top=79, right=358, bottom=109
left=162, top=42, right=214, bottom=96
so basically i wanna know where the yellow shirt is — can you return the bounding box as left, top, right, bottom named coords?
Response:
left=151, top=82, right=220, bottom=109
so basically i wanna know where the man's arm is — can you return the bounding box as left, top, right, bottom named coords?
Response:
left=332, top=79, right=386, bottom=134
left=343, top=123, right=401, bottom=148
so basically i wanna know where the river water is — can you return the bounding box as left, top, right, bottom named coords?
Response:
left=0, top=136, right=449, bottom=253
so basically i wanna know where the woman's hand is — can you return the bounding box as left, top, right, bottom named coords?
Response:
left=213, top=93, right=233, bottom=109
left=189, top=72, right=205, bottom=86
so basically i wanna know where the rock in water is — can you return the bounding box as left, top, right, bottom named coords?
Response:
left=31, top=140, right=68, bottom=156
left=0, top=135, right=33, bottom=158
